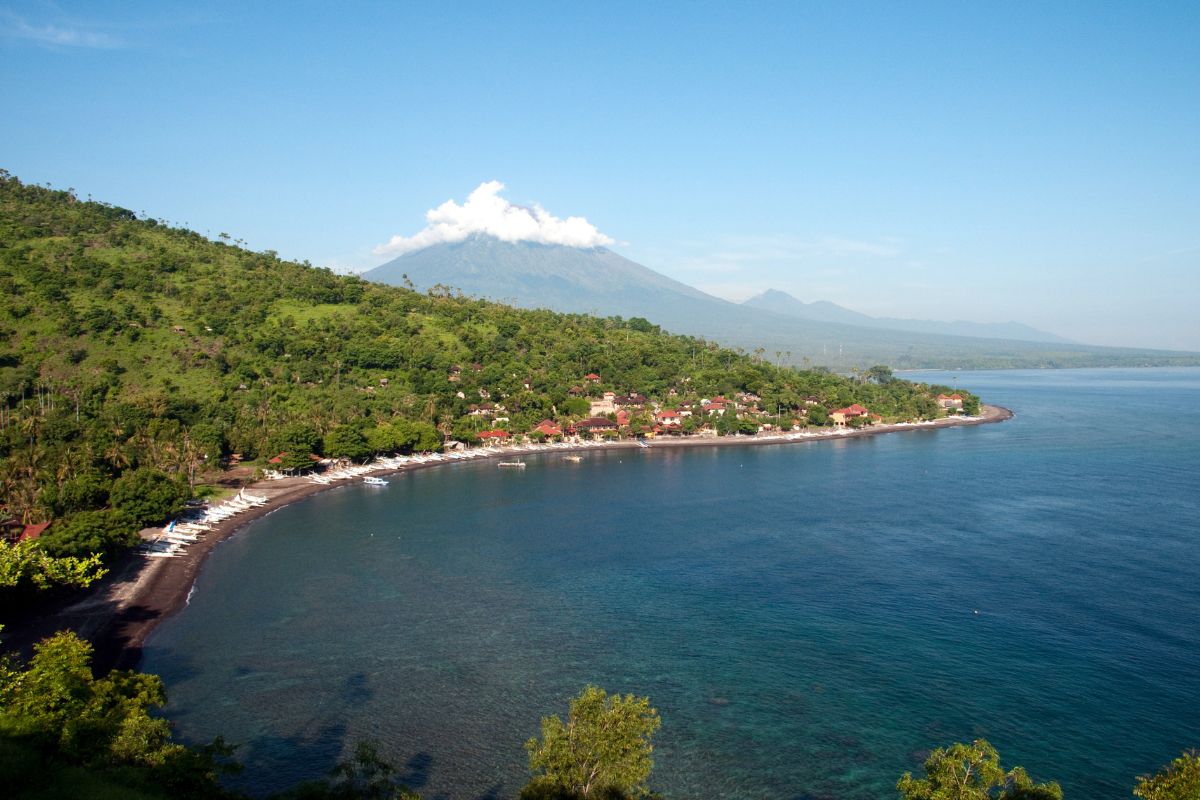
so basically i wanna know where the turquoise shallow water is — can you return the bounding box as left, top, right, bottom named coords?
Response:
left=143, top=368, right=1200, bottom=799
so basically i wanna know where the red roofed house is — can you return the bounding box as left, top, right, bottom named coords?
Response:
left=531, top=420, right=562, bottom=438
left=656, top=410, right=682, bottom=428
left=2, top=518, right=52, bottom=545
left=615, top=410, right=630, bottom=427
left=937, top=393, right=965, bottom=410
left=574, top=417, right=618, bottom=439
left=18, top=521, right=51, bottom=543
left=478, top=429, right=511, bottom=442
left=585, top=373, right=601, bottom=383
left=830, top=404, right=870, bottom=427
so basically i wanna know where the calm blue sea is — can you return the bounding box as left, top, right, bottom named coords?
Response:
left=143, top=368, right=1200, bottom=799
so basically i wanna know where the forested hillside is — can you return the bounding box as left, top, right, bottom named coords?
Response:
left=0, top=171, right=967, bottom=565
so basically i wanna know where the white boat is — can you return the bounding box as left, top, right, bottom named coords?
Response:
left=363, top=476, right=388, bottom=486
left=562, top=455, right=583, bottom=463
left=497, top=461, right=527, bottom=469
left=139, top=540, right=180, bottom=557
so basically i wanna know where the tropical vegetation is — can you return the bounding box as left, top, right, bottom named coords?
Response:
left=1, top=632, right=1196, bottom=800
left=0, top=170, right=972, bottom=589
left=523, top=685, right=661, bottom=799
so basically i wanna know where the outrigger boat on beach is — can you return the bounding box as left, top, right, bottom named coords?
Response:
left=138, top=539, right=182, bottom=558
left=238, top=489, right=269, bottom=505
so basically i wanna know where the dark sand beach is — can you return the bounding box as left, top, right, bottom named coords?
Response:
left=4, top=405, right=1011, bottom=672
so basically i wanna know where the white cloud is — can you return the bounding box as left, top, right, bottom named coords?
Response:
left=2, top=12, right=123, bottom=49
left=373, top=181, right=613, bottom=257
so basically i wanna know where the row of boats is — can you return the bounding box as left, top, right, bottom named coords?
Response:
left=137, top=488, right=270, bottom=559
left=278, top=441, right=609, bottom=485
left=135, top=422, right=979, bottom=560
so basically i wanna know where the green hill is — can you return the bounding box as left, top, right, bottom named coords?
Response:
left=0, top=170, right=967, bottom=563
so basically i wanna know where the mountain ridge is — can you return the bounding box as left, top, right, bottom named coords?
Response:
left=741, top=289, right=1074, bottom=344
left=363, top=236, right=1197, bottom=370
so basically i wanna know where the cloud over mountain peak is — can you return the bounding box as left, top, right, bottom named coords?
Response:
left=373, top=181, right=613, bottom=257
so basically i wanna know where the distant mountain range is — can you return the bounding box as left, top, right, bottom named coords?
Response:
left=363, top=236, right=1199, bottom=370
left=741, top=289, right=1074, bottom=344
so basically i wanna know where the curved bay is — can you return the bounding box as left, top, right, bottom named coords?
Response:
left=143, top=368, right=1200, bottom=799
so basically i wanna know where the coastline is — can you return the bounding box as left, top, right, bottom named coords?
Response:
left=6, top=405, right=1011, bottom=673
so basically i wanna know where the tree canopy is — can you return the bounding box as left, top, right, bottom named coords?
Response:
left=524, top=685, right=661, bottom=800
left=1134, top=750, right=1200, bottom=800
left=897, top=739, right=1062, bottom=800
left=0, top=630, right=238, bottom=797
left=0, top=170, right=977, bottom=573
left=0, top=540, right=105, bottom=591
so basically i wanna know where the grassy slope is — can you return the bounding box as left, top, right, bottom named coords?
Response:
left=0, top=172, right=957, bottom=442
left=0, top=172, right=970, bottom=544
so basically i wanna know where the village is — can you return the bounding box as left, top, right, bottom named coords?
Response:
left=1, top=357, right=973, bottom=547
left=462, top=371, right=970, bottom=448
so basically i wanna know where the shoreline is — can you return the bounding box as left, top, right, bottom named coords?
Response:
left=5, top=405, right=1011, bottom=673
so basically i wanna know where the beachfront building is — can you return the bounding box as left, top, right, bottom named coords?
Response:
left=573, top=417, right=618, bottom=440
left=477, top=429, right=510, bottom=444
left=830, top=404, right=870, bottom=427
left=656, top=410, right=682, bottom=428
left=531, top=420, right=563, bottom=439
left=937, top=393, right=965, bottom=410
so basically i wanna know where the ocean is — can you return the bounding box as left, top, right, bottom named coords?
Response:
left=142, top=367, right=1200, bottom=799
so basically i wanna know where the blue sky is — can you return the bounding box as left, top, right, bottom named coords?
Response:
left=3, top=1, right=1198, bottom=350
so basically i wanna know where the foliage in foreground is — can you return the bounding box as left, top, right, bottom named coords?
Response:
left=897, top=739, right=1061, bottom=800
left=0, top=631, right=1197, bottom=800
left=0, top=540, right=106, bottom=592
left=1134, top=750, right=1200, bottom=800
left=0, top=631, right=238, bottom=799
left=523, top=685, right=661, bottom=799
